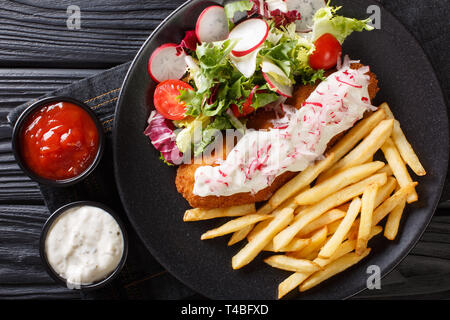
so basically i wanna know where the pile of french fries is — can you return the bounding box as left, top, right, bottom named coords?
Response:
left=183, top=102, right=426, bottom=299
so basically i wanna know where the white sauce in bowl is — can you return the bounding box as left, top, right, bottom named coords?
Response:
left=44, top=205, right=124, bottom=289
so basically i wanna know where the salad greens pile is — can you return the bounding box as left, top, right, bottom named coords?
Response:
left=162, top=1, right=373, bottom=160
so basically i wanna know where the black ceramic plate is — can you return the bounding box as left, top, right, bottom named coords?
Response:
left=113, top=0, right=449, bottom=299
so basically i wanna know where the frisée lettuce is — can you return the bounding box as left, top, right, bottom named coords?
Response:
left=147, top=0, right=374, bottom=165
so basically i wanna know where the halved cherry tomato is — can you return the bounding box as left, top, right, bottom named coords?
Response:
left=153, top=79, right=193, bottom=120
left=309, top=33, right=342, bottom=70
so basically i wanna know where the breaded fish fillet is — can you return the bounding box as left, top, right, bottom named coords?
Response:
left=176, top=64, right=379, bottom=208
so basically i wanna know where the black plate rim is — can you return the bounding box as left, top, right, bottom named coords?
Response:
left=113, top=0, right=449, bottom=300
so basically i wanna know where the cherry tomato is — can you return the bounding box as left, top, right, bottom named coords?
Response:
left=231, top=103, right=255, bottom=118
left=309, top=33, right=342, bottom=70
left=153, top=79, right=193, bottom=120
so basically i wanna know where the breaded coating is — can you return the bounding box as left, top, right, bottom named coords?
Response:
left=176, top=64, right=379, bottom=208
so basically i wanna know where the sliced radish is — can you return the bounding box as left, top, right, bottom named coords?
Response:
left=261, top=59, right=290, bottom=81
left=286, top=0, right=326, bottom=32
left=228, top=18, right=269, bottom=57
left=148, top=44, right=188, bottom=83
left=266, top=0, right=288, bottom=13
left=195, top=6, right=229, bottom=43
left=261, top=60, right=293, bottom=98
left=230, top=48, right=261, bottom=78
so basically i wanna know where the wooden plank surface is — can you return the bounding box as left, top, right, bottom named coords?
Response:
left=0, top=0, right=449, bottom=299
left=0, top=0, right=185, bottom=68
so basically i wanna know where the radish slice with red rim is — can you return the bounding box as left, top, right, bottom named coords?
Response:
left=266, top=0, right=288, bottom=13
left=286, top=0, right=326, bottom=32
left=230, top=48, right=261, bottom=78
left=261, top=60, right=293, bottom=98
left=148, top=44, right=188, bottom=83
left=195, top=6, right=229, bottom=43
left=263, top=72, right=293, bottom=97
left=228, top=18, right=269, bottom=57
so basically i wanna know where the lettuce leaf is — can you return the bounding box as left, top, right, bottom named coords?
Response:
left=144, top=111, right=183, bottom=165
left=260, top=23, right=324, bottom=85
left=194, top=115, right=233, bottom=156
left=175, top=115, right=210, bottom=153
left=311, top=5, right=374, bottom=43
left=224, top=0, right=253, bottom=29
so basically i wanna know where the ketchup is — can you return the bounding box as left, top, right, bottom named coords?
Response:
left=20, top=101, right=99, bottom=181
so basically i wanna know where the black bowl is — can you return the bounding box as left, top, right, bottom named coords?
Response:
left=11, top=96, right=105, bottom=187
left=39, top=201, right=128, bottom=291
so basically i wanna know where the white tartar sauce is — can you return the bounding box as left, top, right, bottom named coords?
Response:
left=193, top=60, right=375, bottom=197
left=45, top=205, right=124, bottom=289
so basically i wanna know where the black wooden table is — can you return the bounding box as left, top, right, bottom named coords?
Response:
left=1, top=0, right=449, bottom=300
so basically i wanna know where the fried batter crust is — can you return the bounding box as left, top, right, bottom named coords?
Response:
left=176, top=64, right=379, bottom=208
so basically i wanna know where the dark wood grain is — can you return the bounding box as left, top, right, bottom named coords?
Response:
left=0, top=0, right=185, bottom=68
left=0, top=204, right=79, bottom=299
left=0, top=0, right=449, bottom=300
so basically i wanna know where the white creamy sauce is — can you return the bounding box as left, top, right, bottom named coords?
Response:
left=45, top=205, right=124, bottom=289
left=193, top=61, right=375, bottom=197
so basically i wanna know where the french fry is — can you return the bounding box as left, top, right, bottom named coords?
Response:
left=232, top=208, right=294, bottom=269
left=379, top=103, right=426, bottom=176
left=297, top=209, right=346, bottom=237
left=313, top=226, right=383, bottom=269
left=274, top=173, right=387, bottom=251
left=379, top=102, right=395, bottom=119
left=384, top=199, right=406, bottom=240
left=264, top=255, right=320, bottom=273
left=295, top=161, right=385, bottom=205
left=375, top=177, right=397, bottom=207
left=369, top=225, right=384, bottom=239
left=288, top=226, right=328, bottom=259
left=201, top=214, right=272, bottom=240
left=288, top=238, right=358, bottom=298
left=319, top=119, right=394, bottom=181
left=313, top=239, right=356, bottom=268
left=318, top=197, right=361, bottom=259
left=356, top=183, right=378, bottom=255
left=228, top=225, right=253, bottom=246
left=336, top=202, right=350, bottom=212
left=247, top=219, right=271, bottom=242
left=372, top=182, right=418, bottom=226
left=269, top=154, right=335, bottom=208
left=392, top=119, right=426, bottom=176
left=278, top=226, right=382, bottom=299
left=324, top=109, right=387, bottom=165
left=381, top=137, right=418, bottom=203
left=327, top=219, right=343, bottom=235
left=304, top=250, right=320, bottom=261
left=255, top=202, right=273, bottom=215
left=278, top=272, right=311, bottom=299
left=183, top=203, right=256, bottom=221
left=377, top=164, right=393, bottom=176
left=350, top=177, right=397, bottom=239
left=246, top=196, right=301, bottom=243
left=299, top=249, right=371, bottom=292
left=183, top=99, right=425, bottom=299
left=264, top=238, right=310, bottom=252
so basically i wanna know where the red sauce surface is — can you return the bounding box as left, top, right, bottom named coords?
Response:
left=20, top=101, right=99, bottom=180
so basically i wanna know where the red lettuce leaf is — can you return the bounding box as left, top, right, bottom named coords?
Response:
left=176, top=30, right=199, bottom=56
left=144, top=110, right=183, bottom=165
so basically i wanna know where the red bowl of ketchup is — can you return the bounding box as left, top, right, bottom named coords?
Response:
left=12, top=97, right=105, bottom=186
